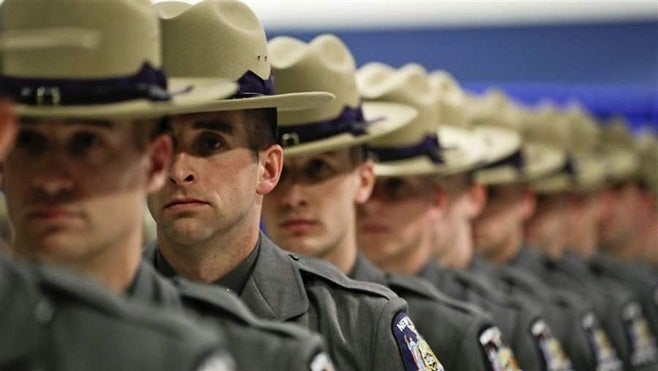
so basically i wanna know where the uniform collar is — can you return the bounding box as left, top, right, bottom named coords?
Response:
left=347, top=252, right=387, bottom=285
left=239, top=232, right=309, bottom=321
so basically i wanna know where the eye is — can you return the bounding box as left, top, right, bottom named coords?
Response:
left=193, top=131, right=224, bottom=156
left=69, top=131, right=102, bottom=155
left=383, top=178, right=407, bottom=199
left=15, top=129, right=47, bottom=156
left=303, top=158, right=333, bottom=182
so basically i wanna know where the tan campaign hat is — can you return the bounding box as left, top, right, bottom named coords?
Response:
left=155, top=0, right=334, bottom=114
left=428, top=70, right=520, bottom=174
left=562, top=103, right=607, bottom=192
left=1, top=0, right=237, bottom=119
left=267, top=34, right=416, bottom=158
left=468, top=90, right=565, bottom=185
left=523, top=104, right=574, bottom=194
left=357, top=63, right=483, bottom=177
left=635, top=129, right=658, bottom=195
left=600, top=116, right=641, bottom=183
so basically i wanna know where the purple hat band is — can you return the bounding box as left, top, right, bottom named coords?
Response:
left=369, top=134, right=444, bottom=164
left=0, top=62, right=171, bottom=106
left=483, top=148, right=525, bottom=170
left=278, top=105, right=382, bottom=147
left=233, top=70, right=274, bottom=98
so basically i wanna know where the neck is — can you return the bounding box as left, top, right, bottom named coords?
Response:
left=157, top=209, right=260, bottom=284
left=326, top=226, right=358, bottom=275
left=379, top=232, right=432, bottom=276
left=487, top=229, right=522, bottom=265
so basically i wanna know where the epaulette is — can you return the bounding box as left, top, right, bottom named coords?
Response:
left=291, top=253, right=399, bottom=300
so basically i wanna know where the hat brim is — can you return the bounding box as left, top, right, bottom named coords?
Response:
left=475, top=125, right=522, bottom=166
left=165, top=91, right=335, bottom=116
left=571, top=153, right=606, bottom=192
left=602, top=146, right=639, bottom=183
left=474, top=142, right=565, bottom=185
left=15, top=77, right=238, bottom=119
left=282, top=101, right=416, bottom=158
left=373, top=125, right=485, bottom=177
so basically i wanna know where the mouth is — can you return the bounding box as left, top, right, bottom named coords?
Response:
left=164, top=198, right=209, bottom=210
left=360, top=223, right=389, bottom=234
left=279, top=219, right=317, bottom=233
left=26, top=207, right=78, bottom=222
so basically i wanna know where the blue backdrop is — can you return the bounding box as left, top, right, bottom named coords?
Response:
left=268, top=20, right=658, bottom=130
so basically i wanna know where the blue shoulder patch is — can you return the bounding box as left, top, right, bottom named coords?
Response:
left=391, top=311, right=443, bottom=371
left=530, top=319, right=574, bottom=371
left=581, top=312, right=623, bottom=371
left=622, top=303, right=658, bottom=367
left=478, top=326, right=520, bottom=370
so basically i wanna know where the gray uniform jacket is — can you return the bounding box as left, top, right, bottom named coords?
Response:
left=146, top=233, right=422, bottom=371
left=129, top=258, right=332, bottom=371
left=470, top=255, right=623, bottom=371
left=418, top=261, right=553, bottom=371
left=512, top=248, right=658, bottom=371
left=349, top=253, right=509, bottom=371
left=0, top=252, right=232, bottom=371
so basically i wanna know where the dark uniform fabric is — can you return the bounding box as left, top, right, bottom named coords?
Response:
left=512, top=248, right=658, bottom=371
left=0, top=252, right=232, bottom=371
left=469, top=255, right=623, bottom=371
left=590, top=253, right=658, bottom=335
left=129, top=259, right=332, bottom=371
left=146, top=233, right=423, bottom=371
left=418, top=261, right=557, bottom=371
left=349, top=253, right=504, bottom=371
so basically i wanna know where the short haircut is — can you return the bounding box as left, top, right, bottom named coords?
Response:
left=243, top=108, right=277, bottom=154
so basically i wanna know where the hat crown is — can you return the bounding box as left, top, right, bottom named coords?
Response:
left=636, top=130, right=658, bottom=193
left=157, top=0, right=270, bottom=81
left=269, top=34, right=358, bottom=125
left=2, top=0, right=160, bottom=78
left=602, top=117, right=635, bottom=148
left=564, top=104, right=601, bottom=154
left=468, top=89, right=523, bottom=132
left=428, top=70, right=469, bottom=128
left=357, top=62, right=437, bottom=147
left=523, top=104, right=570, bottom=147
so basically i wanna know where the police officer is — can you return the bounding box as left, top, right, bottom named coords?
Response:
left=469, top=96, right=623, bottom=371
left=0, top=27, right=234, bottom=371
left=510, top=105, right=658, bottom=370
left=261, top=33, right=503, bottom=371
left=0, top=1, right=333, bottom=370
left=143, top=2, right=423, bottom=370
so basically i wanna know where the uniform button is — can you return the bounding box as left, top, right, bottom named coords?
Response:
left=34, top=299, right=55, bottom=324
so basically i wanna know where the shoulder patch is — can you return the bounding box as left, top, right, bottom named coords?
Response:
left=530, top=319, right=574, bottom=371
left=309, top=352, right=335, bottom=371
left=622, top=303, right=658, bottom=367
left=195, top=351, right=235, bottom=371
left=581, top=312, right=623, bottom=371
left=392, top=311, right=444, bottom=371
left=478, top=326, right=520, bottom=371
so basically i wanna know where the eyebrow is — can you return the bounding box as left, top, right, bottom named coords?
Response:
left=192, top=119, right=234, bottom=135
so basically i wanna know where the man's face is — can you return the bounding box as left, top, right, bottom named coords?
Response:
left=3, top=118, right=163, bottom=265
left=262, top=148, right=373, bottom=260
left=357, top=175, right=439, bottom=268
left=525, top=193, right=568, bottom=254
left=148, top=110, right=277, bottom=248
left=472, top=183, right=527, bottom=259
left=598, top=181, right=643, bottom=250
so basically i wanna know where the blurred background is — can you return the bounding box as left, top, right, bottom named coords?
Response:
left=155, top=0, right=658, bottom=130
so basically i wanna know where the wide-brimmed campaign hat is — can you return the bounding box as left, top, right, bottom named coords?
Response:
left=155, top=0, right=334, bottom=115
left=562, top=104, right=607, bottom=192
left=428, top=70, right=520, bottom=174
left=357, top=63, right=483, bottom=177
left=468, top=90, right=565, bottom=185
left=267, top=34, right=416, bottom=158
left=1, top=0, right=238, bottom=119
left=523, top=104, right=575, bottom=194
left=601, top=117, right=641, bottom=183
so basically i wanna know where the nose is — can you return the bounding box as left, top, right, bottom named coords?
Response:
left=32, top=153, right=74, bottom=197
left=277, top=181, right=307, bottom=209
left=358, top=197, right=383, bottom=218
left=169, top=152, right=196, bottom=185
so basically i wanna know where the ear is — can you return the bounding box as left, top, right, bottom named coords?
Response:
left=256, top=144, right=283, bottom=195
left=146, top=134, right=173, bottom=194
left=465, top=183, right=487, bottom=219
left=520, top=187, right=537, bottom=221
left=354, top=160, right=376, bottom=205
left=0, top=100, right=17, bottom=162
